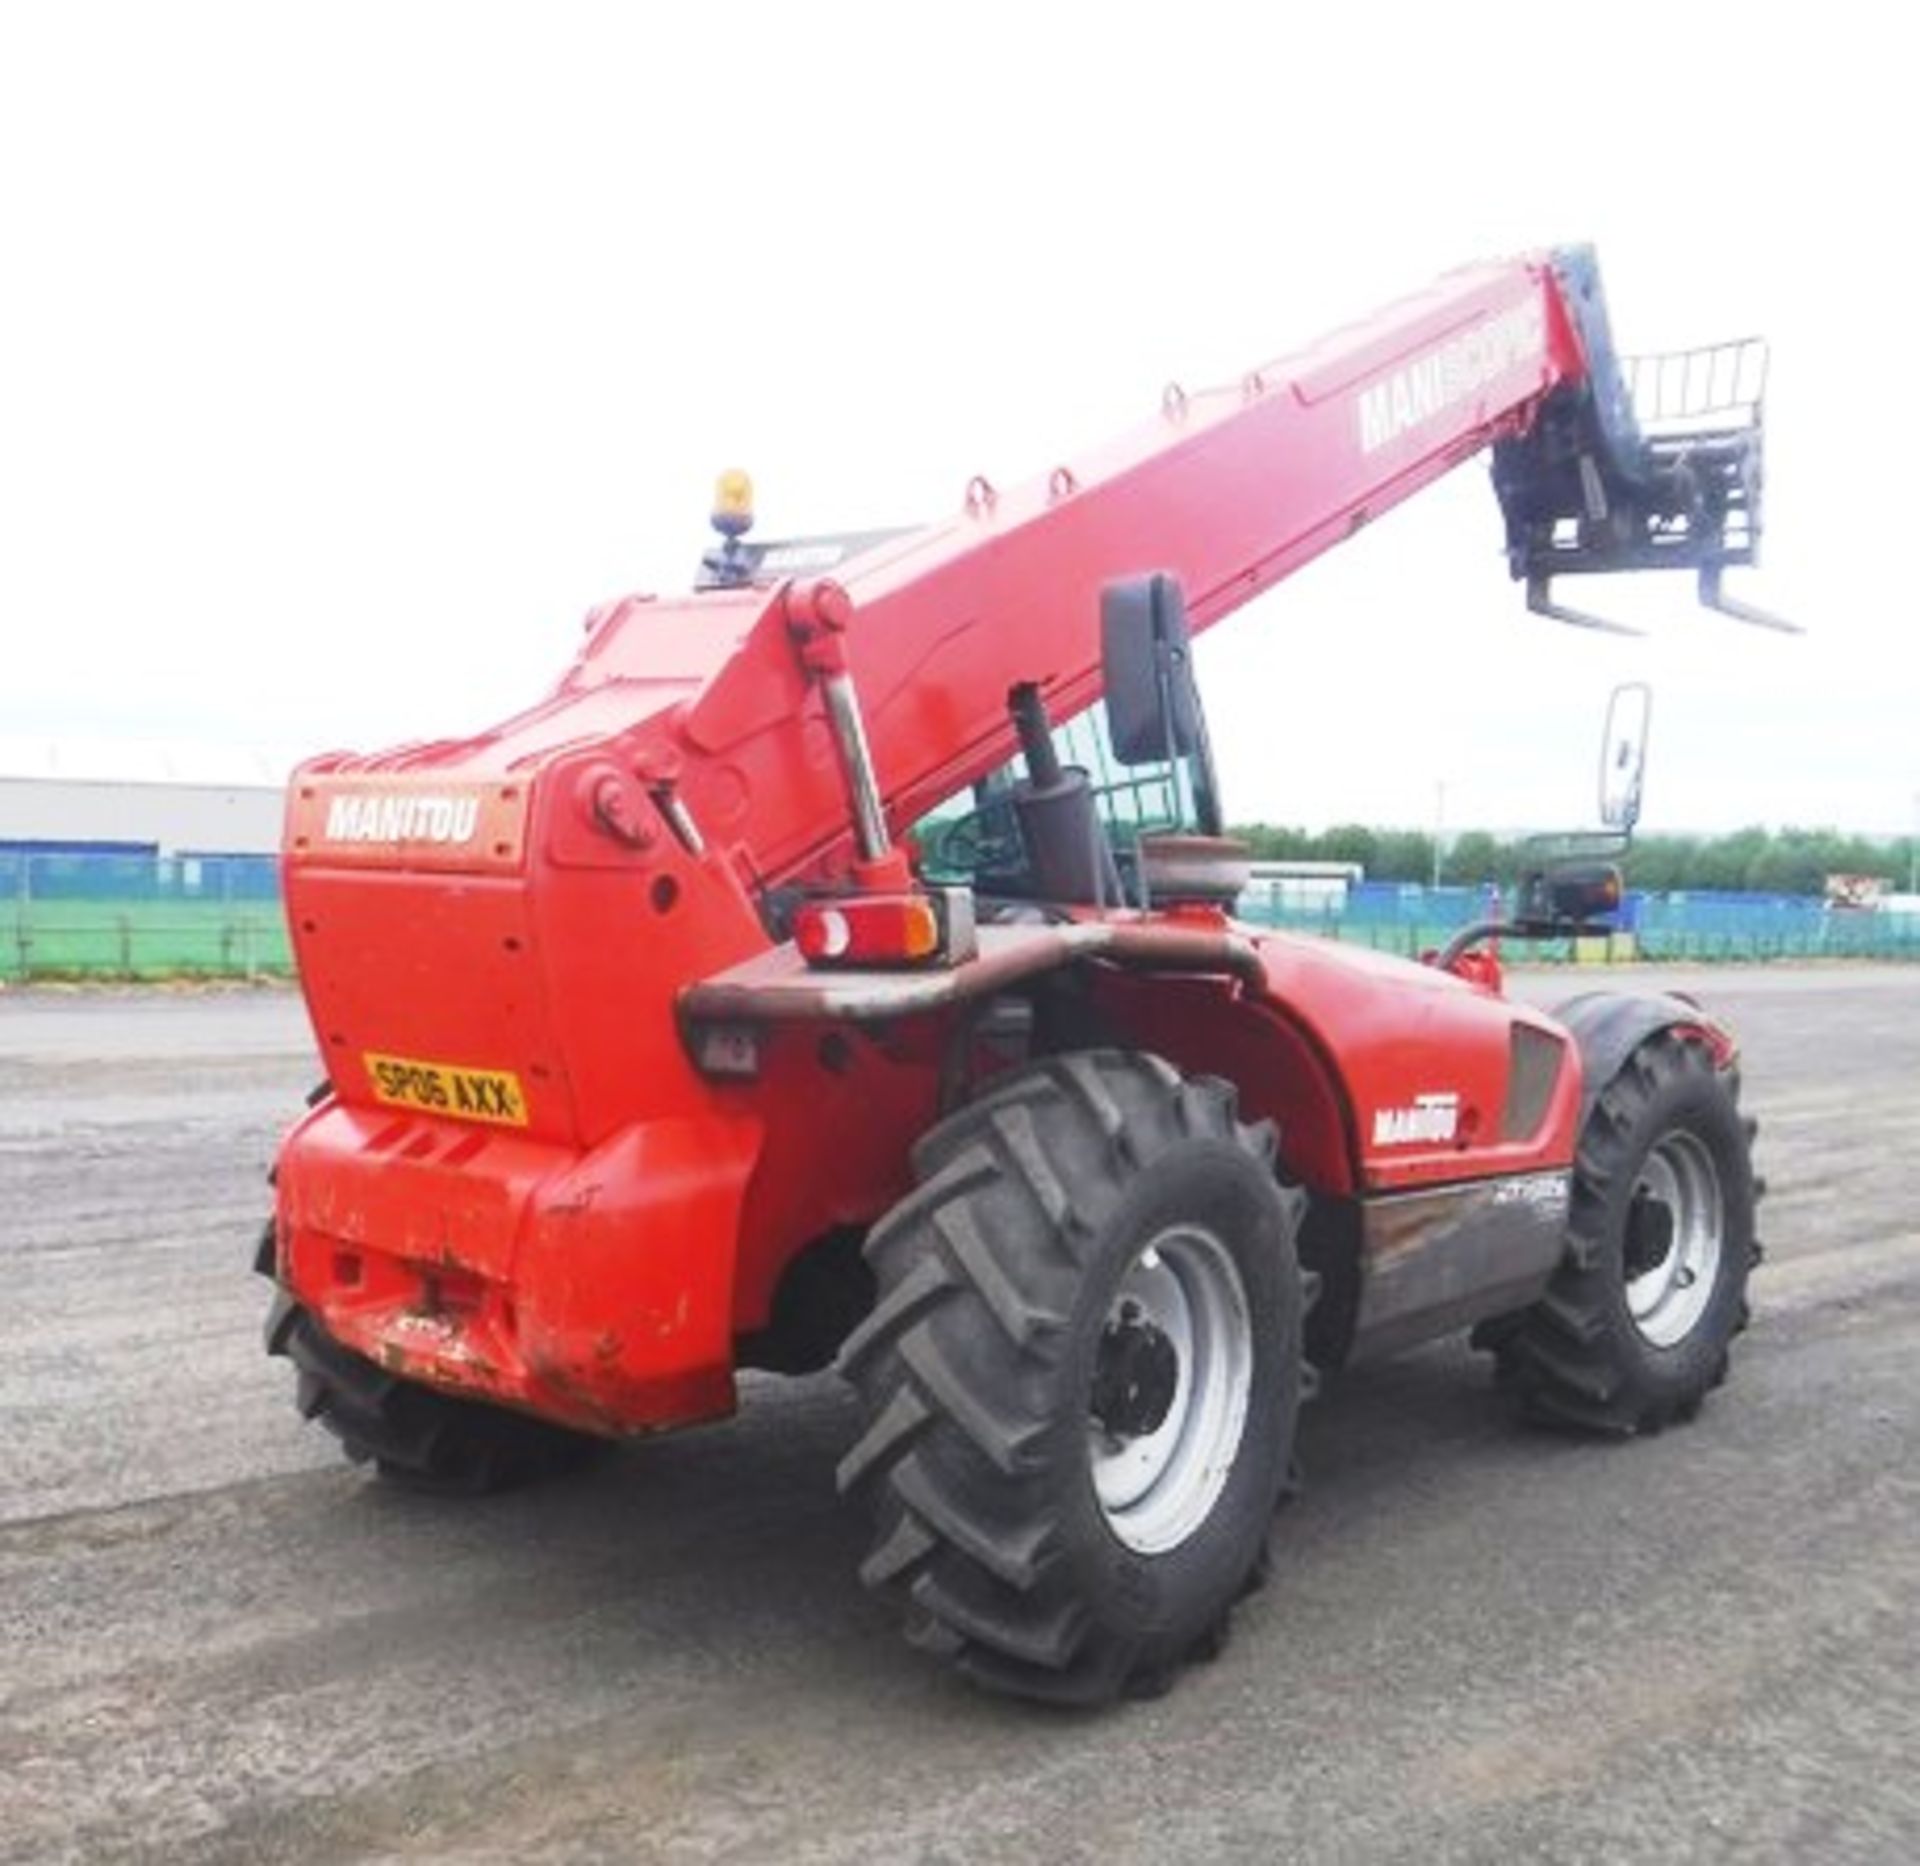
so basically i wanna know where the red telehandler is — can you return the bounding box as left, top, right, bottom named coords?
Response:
left=262, top=245, right=1778, bottom=1703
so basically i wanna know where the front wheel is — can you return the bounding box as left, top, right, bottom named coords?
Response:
left=836, top=1051, right=1306, bottom=1704
left=1498, top=1030, right=1758, bottom=1434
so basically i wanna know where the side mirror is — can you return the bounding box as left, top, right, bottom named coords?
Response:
left=1599, top=681, right=1652, bottom=831
left=1100, top=573, right=1223, bottom=837
left=1102, top=574, right=1204, bottom=765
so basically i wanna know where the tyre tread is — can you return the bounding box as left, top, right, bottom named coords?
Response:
left=1500, top=1030, right=1756, bottom=1438
left=840, top=1049, right=1303, bottom=1703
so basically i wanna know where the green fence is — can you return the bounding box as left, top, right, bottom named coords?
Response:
left=4, top=853, right=292, bottom=982
left=5, top=853, right=1918, bottom=983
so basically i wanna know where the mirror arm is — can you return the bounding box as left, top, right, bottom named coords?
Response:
left=1156, top=652, right=1184, bottom=824
left=1437, top=912, right=1624, bottom=970
left=1434, top=919, right=1517, bottom=969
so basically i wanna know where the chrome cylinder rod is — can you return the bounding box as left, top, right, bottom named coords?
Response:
left=821, top=669, right=891, bottom=866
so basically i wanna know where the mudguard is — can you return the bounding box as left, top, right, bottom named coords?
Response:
left=1554, top=989, right=1737, bottom=1123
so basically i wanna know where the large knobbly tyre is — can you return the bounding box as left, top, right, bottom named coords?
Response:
left=836, top=1051, right=1306, bottom=1705
left=1500, top=1030, right=1758, bottom=1435
left=256, top=1223, right=602, bottom=1494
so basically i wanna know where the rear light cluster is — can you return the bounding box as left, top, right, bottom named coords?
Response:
left=792, top=886, right=978, bottom=970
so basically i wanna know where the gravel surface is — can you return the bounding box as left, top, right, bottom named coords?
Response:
left=3, top=968, right=1917, bottom=1864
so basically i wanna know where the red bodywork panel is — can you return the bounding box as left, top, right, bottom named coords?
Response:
left=276, top=253, right=1598, bottom=1435
left=1093, top=933, right=1580, bottom=1198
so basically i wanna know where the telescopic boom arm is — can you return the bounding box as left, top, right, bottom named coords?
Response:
left=543, top=246, right=1779, bottom=892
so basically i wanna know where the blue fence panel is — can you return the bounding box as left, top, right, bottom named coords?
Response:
left=3, top=852, right=284, bottom=904
left=1240, top=880, right=1920, bottom=962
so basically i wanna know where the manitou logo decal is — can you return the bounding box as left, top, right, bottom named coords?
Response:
left=1358, top=298, right=1545, bottom=455
left=756, top=542, right=848, bottom=572
left=322, top=793, right=481, bottom=845
left=1373, top=1092, right=1461, bottom=1147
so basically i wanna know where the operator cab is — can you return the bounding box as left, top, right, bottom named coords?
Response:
left=917, top=573, right=1249, bottom=911
left=921, top=575, right=1251, bottom=909
left=697, top=482, right=1242, bottom=913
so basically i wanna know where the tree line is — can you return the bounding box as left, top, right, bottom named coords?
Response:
left=1231, top=823, right=1920, bottom=897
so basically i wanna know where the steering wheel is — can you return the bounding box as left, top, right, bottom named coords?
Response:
left=924, top=805, right=1023, bottom=877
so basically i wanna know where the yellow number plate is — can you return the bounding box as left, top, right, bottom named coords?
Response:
left=363, top=1052, right=529, bottom=1127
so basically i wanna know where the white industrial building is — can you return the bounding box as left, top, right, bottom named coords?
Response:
left=0, top=739, right=295, bottom=854
left=1244, top=859, right=1364, bottom=914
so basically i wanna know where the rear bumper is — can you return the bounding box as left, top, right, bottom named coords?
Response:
left=274, top=1101, right=763, bottom=1435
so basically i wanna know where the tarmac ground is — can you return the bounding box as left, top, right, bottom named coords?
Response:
left=3, top=967, right=1917, bottom=1863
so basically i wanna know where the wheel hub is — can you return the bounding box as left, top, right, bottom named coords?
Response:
left=1087, top=1226, right=1255, bottom=1556
left=1624, top=1130, right=1725, bottom=1349
left=1091, top=1304, right=1181, bottom=1440
left=1624, top=1187, right=1676, bottom=1279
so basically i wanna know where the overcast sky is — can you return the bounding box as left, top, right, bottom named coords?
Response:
left=2, top=4, right=1911, bottom=836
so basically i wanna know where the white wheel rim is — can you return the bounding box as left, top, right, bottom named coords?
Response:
left=1625, top=1130, right=1725, bottom=1348
left=1088, top=1223, right=1253, bottom=1556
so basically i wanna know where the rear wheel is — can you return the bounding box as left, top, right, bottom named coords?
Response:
left=836, top=1051, right=1306, bottom=1704
left=256, top=1221, right=603, bottom=1493
left=1496, top=1030, right=1757, bottom=1434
